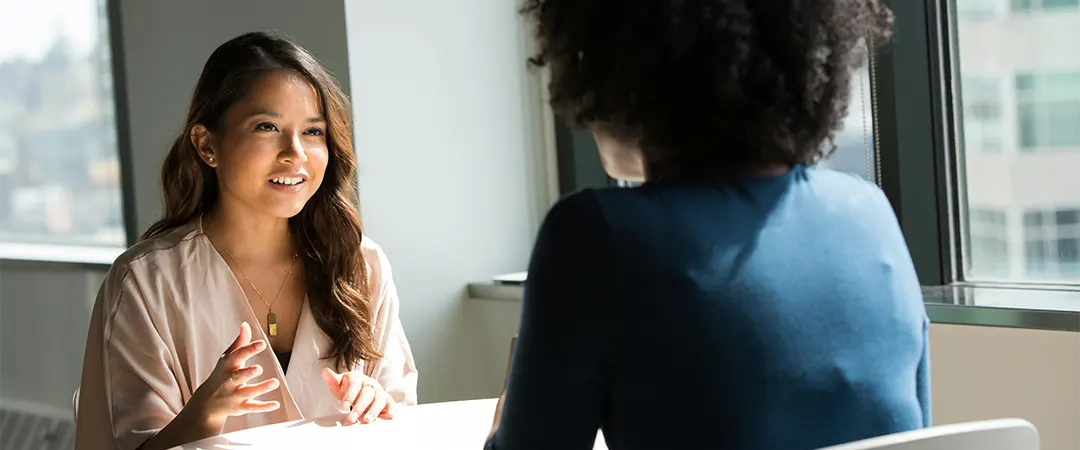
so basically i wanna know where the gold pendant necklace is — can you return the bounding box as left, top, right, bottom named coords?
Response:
left=209, top=218, right=297, bottom=337
left=222, top=247, right=297, bottom=337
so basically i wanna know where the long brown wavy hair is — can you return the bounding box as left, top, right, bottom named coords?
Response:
left=140, top=31, right=380, bottom=370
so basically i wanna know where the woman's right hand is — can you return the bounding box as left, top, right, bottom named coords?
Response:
left=188, top=322, right=281, bottom=429
left=134, top=322, right=281, bottom=450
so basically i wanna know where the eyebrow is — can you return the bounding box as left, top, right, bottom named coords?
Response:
left=246, top=109, right=326, bottom=123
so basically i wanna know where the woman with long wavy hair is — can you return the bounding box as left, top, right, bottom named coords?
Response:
left=75, top=31, right=417, bottom=450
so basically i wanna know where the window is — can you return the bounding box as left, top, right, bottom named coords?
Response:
left=0, top=0, right=126, bottom=254
left=1023, top=209, right=1080, bottom=280
left=820, top=68, right=878, bottom=183
left=959, top=0, right=1002, bottom=19
left=968, top=208, right=1011, bottom=278
left=1016, top=72, right=1080, bottom=150
left=960, top=77, right=1004, bottom=152
left=1011, top=0, right=1080, bottom=13
left=556, top=68, right=879, bottom=194
left=955, top=0, right=1080, bottom=285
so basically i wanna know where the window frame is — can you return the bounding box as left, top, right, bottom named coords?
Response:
left=0, top=0, right=138, bottom=266
left=874, top=0, right=960, bottom=287
left=887, top=0, right=1079, bottom=289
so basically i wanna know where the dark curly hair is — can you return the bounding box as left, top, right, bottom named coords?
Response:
left=522, top=0, right=893, bottom=178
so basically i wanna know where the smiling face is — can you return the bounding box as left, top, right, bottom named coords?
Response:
left=192, top=70, right=329, bottom=220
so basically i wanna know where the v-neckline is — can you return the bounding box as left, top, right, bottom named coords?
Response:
left=198, top=215, right=303, bottom=351
left=197, top=215, right=307, bottom=416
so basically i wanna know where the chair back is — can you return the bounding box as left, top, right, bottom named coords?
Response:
left=72, top=388, right=80, bottom=423
left=818, top=419, right=1039, bottom=450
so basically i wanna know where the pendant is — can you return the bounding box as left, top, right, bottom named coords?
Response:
left=267, top=311, right=278, bottom=337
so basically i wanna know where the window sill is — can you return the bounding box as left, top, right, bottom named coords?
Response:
left=468, top=282, right=525, bottom=302
left=921, top=285, right=1079, bottom=332
left=468, top=280, right=1080, bottom=333
left=0, top=242, right=124, bottom=268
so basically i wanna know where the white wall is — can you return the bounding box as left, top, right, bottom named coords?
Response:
left=930, top=323, right=1080, bottom=450
left=344, top=0, right=553, bottom=402
left=0, top=0, right=353, bottom=415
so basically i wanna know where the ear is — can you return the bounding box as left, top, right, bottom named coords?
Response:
left=190, top=124, right=217, bottom=167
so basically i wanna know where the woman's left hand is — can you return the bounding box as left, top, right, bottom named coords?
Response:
left=321, top=368, right=395, bottom=424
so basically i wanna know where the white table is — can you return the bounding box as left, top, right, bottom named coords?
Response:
left=174, top=398, right=607, bottom=449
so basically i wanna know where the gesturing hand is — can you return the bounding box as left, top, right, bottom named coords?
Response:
left=189, top=322, right=281, bottom=429
left=322, top=368, right=395, bottom=425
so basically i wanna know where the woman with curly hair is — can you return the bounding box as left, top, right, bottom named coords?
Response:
left=486, top=1, right=929, bottom=449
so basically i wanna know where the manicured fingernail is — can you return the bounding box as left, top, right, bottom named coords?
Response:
left=270, top=379, right=279, bottom=388
left=364, top=413, right=374, bottom=423
left=340, top=401, right=351, bottom=412
left=348, top=412, right=359, bottom=423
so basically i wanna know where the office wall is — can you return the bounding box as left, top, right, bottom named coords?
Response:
left=0, top=0, right=352, bottom=414
left=930, top=324, right=1080, bottom=450
left=344, top=0, right=552, bottom=402
left=0, top=264, right=103, bottom=418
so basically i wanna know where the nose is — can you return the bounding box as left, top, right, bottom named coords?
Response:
left=280, top=133, right=309, bottom=165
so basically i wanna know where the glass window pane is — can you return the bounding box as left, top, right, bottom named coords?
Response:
left=969, top=207, right=1012, bottom=279
left=957, top=0, right=1080, bottom=284
left=1045, top=72, right=1080, bottom=96
left=1017, top=103, right=1039, bottom=149
left=971, top=236, right=1010, bottom=277
left=819, top=67, right=876, bottom=182
left=1010, top=0, right=1034, bottom=12
left=1043, top=0, right=1080, bottom=9
left=1024, top=240, right=1048, bottom=273
left=1056, top=210, right=1080, bottom=226
left=1058, top=238, right=1080, bottom=262
left=959, top=0, right=1000, bottom=18
left=1015, top=74, right=1036, bottom=95
left=1023, top=211, right=1044, bottom=227
left=1046, top=102, right=1080, bottom=147
left=0, top=0, right=125, bottom=249
left=961, top=77, right=1004, bottom=151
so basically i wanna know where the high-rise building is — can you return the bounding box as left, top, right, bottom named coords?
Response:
left=957, top=1, right=1080, bottom=284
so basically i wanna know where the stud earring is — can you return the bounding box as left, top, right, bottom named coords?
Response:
left=208, top=157, right=214, bottom=164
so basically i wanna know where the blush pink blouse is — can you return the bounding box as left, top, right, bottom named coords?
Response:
left=75, top=218, right=418, bottom=450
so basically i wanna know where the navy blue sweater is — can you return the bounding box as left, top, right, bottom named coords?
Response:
left=487, top=167, right=930, bottom=450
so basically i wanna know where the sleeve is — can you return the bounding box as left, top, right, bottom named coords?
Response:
left=916, top=317, right=932, bottom=427
left=486, top=191, right=614, bottom=450
left=365, top=246, right=419, bottom=406
left=75, top=264, right=184, bottom=450
left=872, top=185, right=933, bottom=429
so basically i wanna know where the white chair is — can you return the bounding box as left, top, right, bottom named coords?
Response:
left=818, top=418, right=1039, bottom=450
left=72, top=388, right=80, bottom=423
